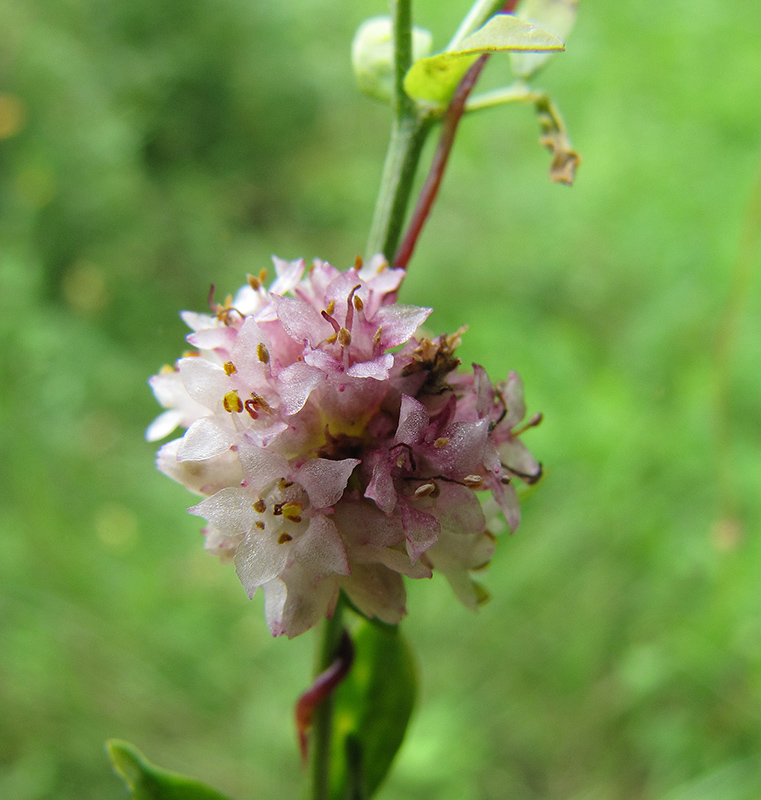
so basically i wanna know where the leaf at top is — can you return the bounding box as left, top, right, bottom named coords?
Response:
left=106, top=740, right=235, bottom=800
left=404, top=14, right=564, bottom=104
left=510, top=0, right=578, bottom=78
left=330, top=622, right=417, bottom=799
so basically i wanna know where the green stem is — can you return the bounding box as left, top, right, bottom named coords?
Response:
left=365, top=0, right=435, bottom=262
left=365, top=115, right=434, bottom=261
left=309, top=595, right=346, bottom=800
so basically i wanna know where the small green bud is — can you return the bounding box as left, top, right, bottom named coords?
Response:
left=351, top=16, right=433, bottom=103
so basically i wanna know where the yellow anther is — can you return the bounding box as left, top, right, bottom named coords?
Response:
left=373, top=327, right=382, bottom=344
left=159, top=364, right=175, bottom=374
left=353, top=294, right=364, bottom=312
left=463, top=474, right=484, bottom=489
left=257, top=343, right=270, bottom=364
left=182, top=350, right=200, bottom=358
left=223, top=361, right=237, bottom=375
left=326, top=332, right=338, bottom=344
left=278, top=533, right=293, bottom=544
left=223, top=390, right=243, bottom=413
left=337, top=328, right=352, bottom=347
left=354, top=254, right=363, bottom=270
left=253, top=498, right=266, bottom=513
left=326, top=299, right=335, bottom=316
left=414, top=483, right=436, bottom=498
left=255, top=521, right=265, bottom=530
left=434, top=437, right=450, bottom=449
left=281, top=502, right=302, bottom=524
left=247, top=273, right=261, bottom=291
left=258, top=268, right=267, bottom=284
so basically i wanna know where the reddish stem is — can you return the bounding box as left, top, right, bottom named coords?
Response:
left=295, top=629, right=354, bottom=765
left=392, top=0, right=519, bottom=271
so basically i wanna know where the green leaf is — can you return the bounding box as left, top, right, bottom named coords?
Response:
left=403, top=14, right=564, bottom=104
left=509, top=0, right=578, bottom=78
left=352, top=16, right=433, bottom=103
left=330, top=622, right=417, bottom=799
left=106, top=740, right=235, bottom=800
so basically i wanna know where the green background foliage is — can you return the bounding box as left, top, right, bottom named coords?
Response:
left=1, top=0, right=761, bottom=798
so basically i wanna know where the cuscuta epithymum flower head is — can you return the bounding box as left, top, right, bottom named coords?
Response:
left=148, top=255, right=541, bottom=637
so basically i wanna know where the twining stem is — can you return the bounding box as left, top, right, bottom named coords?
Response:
left=392, top=54, right=489, bottom=271
left=392, top=0, right=519, bottom=271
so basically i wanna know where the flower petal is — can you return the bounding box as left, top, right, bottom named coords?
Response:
left=177, top=417, right=234, bottom=461
left=296, top=458, right=360, bottom=509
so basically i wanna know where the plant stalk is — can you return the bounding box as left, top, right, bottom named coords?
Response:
left=309, top=597, right=346, bottom=800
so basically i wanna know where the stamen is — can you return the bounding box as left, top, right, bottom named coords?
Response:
left=414, top=482, right=436, bottom=498
left=223, top=391, right=243, bottom=413
left=337, top=327, right=352, bottom=347
left=253, top=498, right=266, bottom=513
left=353, top=294, right=364, bottom=312
left=463, top=474, right=484, bottom=489
left=278, top=533, right=293, bottom=544
left=255, top=521, right=265, bottom=530
left=354, top=254, right=363, bottom=271
left=281, top=502, right=303, bottom=523
left=345, top=284, right=361, bottom=331
left=257, top=343, right=270, bottom=364
left=434, top=437, right=449, bottom=449
left=326, top=299, right=335, bottom=316
left=247, top=273, right=261, bottom=291
left=223, top=361, right=237, bottom=376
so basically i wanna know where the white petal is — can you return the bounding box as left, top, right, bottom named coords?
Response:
left=347, top=353, right=394, bottom=380
left=178, top=357, right=228, bottom=409
left=277, top=362, right=324, bottom=415
left=395, top=394, right=429, bottom=445
left=177, top=417, right=234, bottom=461
left=373, top=304, right=432, bottom=348
left=273, top=295, right=332, bottom=346
left=340, top=564, right=406, bottom=624
left=234, top=527, right=289, bottom=594
left=237, top=442, right=289, bottom=494
left=296, top=458, right=359, bottom=509
left=189, top=487, right=254, bottom=538
left=294, top=515, right=350, bottom=577
left=146, top=409, right=184, bottom=442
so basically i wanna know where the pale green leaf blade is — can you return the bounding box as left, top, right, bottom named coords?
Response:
left=404, top=14, right=564, bottom=104
left=107, top=740, right=236, bottom=800
left=330, top=622, right=417, bottom=799
left=510, top=0, right=578, bottom=78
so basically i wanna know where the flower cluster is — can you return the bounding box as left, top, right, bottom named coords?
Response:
left=148, top=256, right=541, bottom=637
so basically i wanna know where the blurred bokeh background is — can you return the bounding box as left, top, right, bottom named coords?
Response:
left=2, top=0, right=761, bottom=798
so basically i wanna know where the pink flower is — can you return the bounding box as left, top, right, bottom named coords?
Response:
left=149, top=256, right=540, bottom=637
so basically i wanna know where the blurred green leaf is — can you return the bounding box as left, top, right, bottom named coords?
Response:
left=404, top=14, right=564, bottom=104
left=510, top=0, right=578, bottom=78
left=106, top=740, right=235, bottom=800
left=352, top=16, right=433, bottom=103
left=330, top=623, right=417, bottom=799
